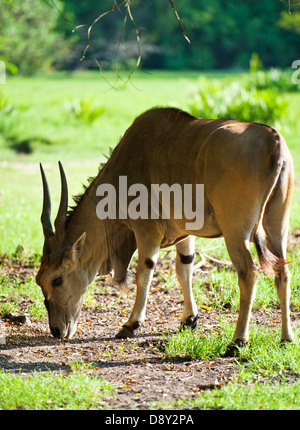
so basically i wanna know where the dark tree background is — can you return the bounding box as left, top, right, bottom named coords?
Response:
left=0, top=0, right=300, bottom=73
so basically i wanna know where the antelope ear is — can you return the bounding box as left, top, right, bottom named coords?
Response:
left=71, top=232, right=86, bottom=263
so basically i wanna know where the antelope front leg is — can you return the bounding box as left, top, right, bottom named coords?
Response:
left=116, top=243, right=160, bottom=339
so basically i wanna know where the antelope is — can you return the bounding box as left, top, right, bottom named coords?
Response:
left=36, top=107, right=294, bottom=354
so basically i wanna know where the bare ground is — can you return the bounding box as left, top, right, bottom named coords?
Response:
left=0, top=235, right=299, bottom=409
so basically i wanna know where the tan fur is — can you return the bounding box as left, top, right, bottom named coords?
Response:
left=36, top=108, right=294, bottom=346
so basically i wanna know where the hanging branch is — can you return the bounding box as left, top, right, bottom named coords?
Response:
left=168, top=0, right=191, bottom=44
left=120, top=1, right=142, bottom=85
left=110, top=1, right=142, bottom=87
left=277, top=0, right=300, bottom=14
left=73, top=0, right=128, bottom=74
left=73, top=0, right=190, bottom=85
left=112, top=4, right=129, bottom=82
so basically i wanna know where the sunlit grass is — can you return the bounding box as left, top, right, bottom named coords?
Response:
left=165, top=323, right=300, bottom=379
left=162, top=323, right=300, bottom=409
left=0, top=273, right=45, bottom=319
left=0, top=369, right=115, bottom=410
left=160, top=379, right=300, bottom=410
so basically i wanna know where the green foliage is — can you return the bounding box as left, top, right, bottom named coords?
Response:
left=247, top=68, right=299, bottom=93
left=249, top=52, right=263, bottom=74
left=186, top=55, right=297, bottom=126
left=187, top=75, right=287, bottom=126
left=60, top=0, right=300, bottom=70
left=64, top=98, right=105, bottom=123
left=0, top=1, right=299, bottom=73
left=0, top=90, right=8, bottom=110
left=0, top=0, right=66, bottom=74
left=279, top=11, right=300, bottom=35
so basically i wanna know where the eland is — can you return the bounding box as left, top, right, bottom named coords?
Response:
left=36, top=107, right=294, bottom=354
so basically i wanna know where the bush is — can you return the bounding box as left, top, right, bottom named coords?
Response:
left=0, top=0, right=66, bottom=74
left=64, top=98, right=105, bottom=123
left=187, top=76, right=287, bottom=127
left=247, top=68, right=298, bottom=93
left=0, top=90, right=8, bottom=111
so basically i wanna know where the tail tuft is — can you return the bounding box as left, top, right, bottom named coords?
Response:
left=253, top=224, right=286, bottom=276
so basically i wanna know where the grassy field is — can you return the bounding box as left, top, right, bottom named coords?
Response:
left=0, top=70, right=300, bottom=410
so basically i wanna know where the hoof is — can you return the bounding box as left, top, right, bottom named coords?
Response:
left=116, top=322, right=140, bottom=339
left=280, top=338, right=293, bottom=348
left=180, top=314, right=199, bottom=331
left=224, top=339, right=246, bottom=357
left=116, top=325, right=135, bottom=339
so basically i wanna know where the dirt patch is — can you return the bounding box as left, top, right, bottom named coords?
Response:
left=0, top=254, right=297, bottom=409
left=289, top=228, right=300, bottom=250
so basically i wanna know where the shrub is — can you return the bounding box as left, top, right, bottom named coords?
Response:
left=0, top=0, right=66, bottom=74
left=0, top=90, right=8, bottom=111
left=64, top=98, right=105, bottom=123
left=187, top=76, right=287, bottom=127
left=247, top=68, right=298, bottom=93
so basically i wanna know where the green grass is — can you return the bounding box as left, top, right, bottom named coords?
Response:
left=0, top=161, right=101, bottom=256
left=0, top=368, right=116, bottom=410
left=161, top=379, right=300, bottom=410
left=0, top=70, right=299, bottom=410
left=0, top=70, right=200, bottom=162
left=165, top=323, right=300, bottom=376
left=163, top=324, right=300, bottom=409
left=0, top=273, right=45, bottom=319
left=192, top=243, right=300, bottom=314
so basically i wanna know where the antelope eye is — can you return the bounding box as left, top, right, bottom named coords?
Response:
left=52, top=277, right=62, bottom=287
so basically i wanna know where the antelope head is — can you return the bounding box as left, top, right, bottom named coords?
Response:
left=36, top=162, right=87, bottom=339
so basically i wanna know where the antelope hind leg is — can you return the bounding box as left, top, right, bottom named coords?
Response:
left=175, top=236, right=199, bottom=330
left=223, top=236, right=258, bottom=356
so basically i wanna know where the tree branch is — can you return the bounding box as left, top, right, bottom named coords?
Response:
left=73, top=0, right=190, bottom=84
left=168, top=0, right=191, bottom=44
left=277, top=0, right=300, bottom=14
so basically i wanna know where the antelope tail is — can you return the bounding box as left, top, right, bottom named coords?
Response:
left=253, top=222, right=286, bottom=276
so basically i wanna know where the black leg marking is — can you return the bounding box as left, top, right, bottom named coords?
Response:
left=179, top=253, right=194, bottom=265
left=145, top=258, right=155, bottom=269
